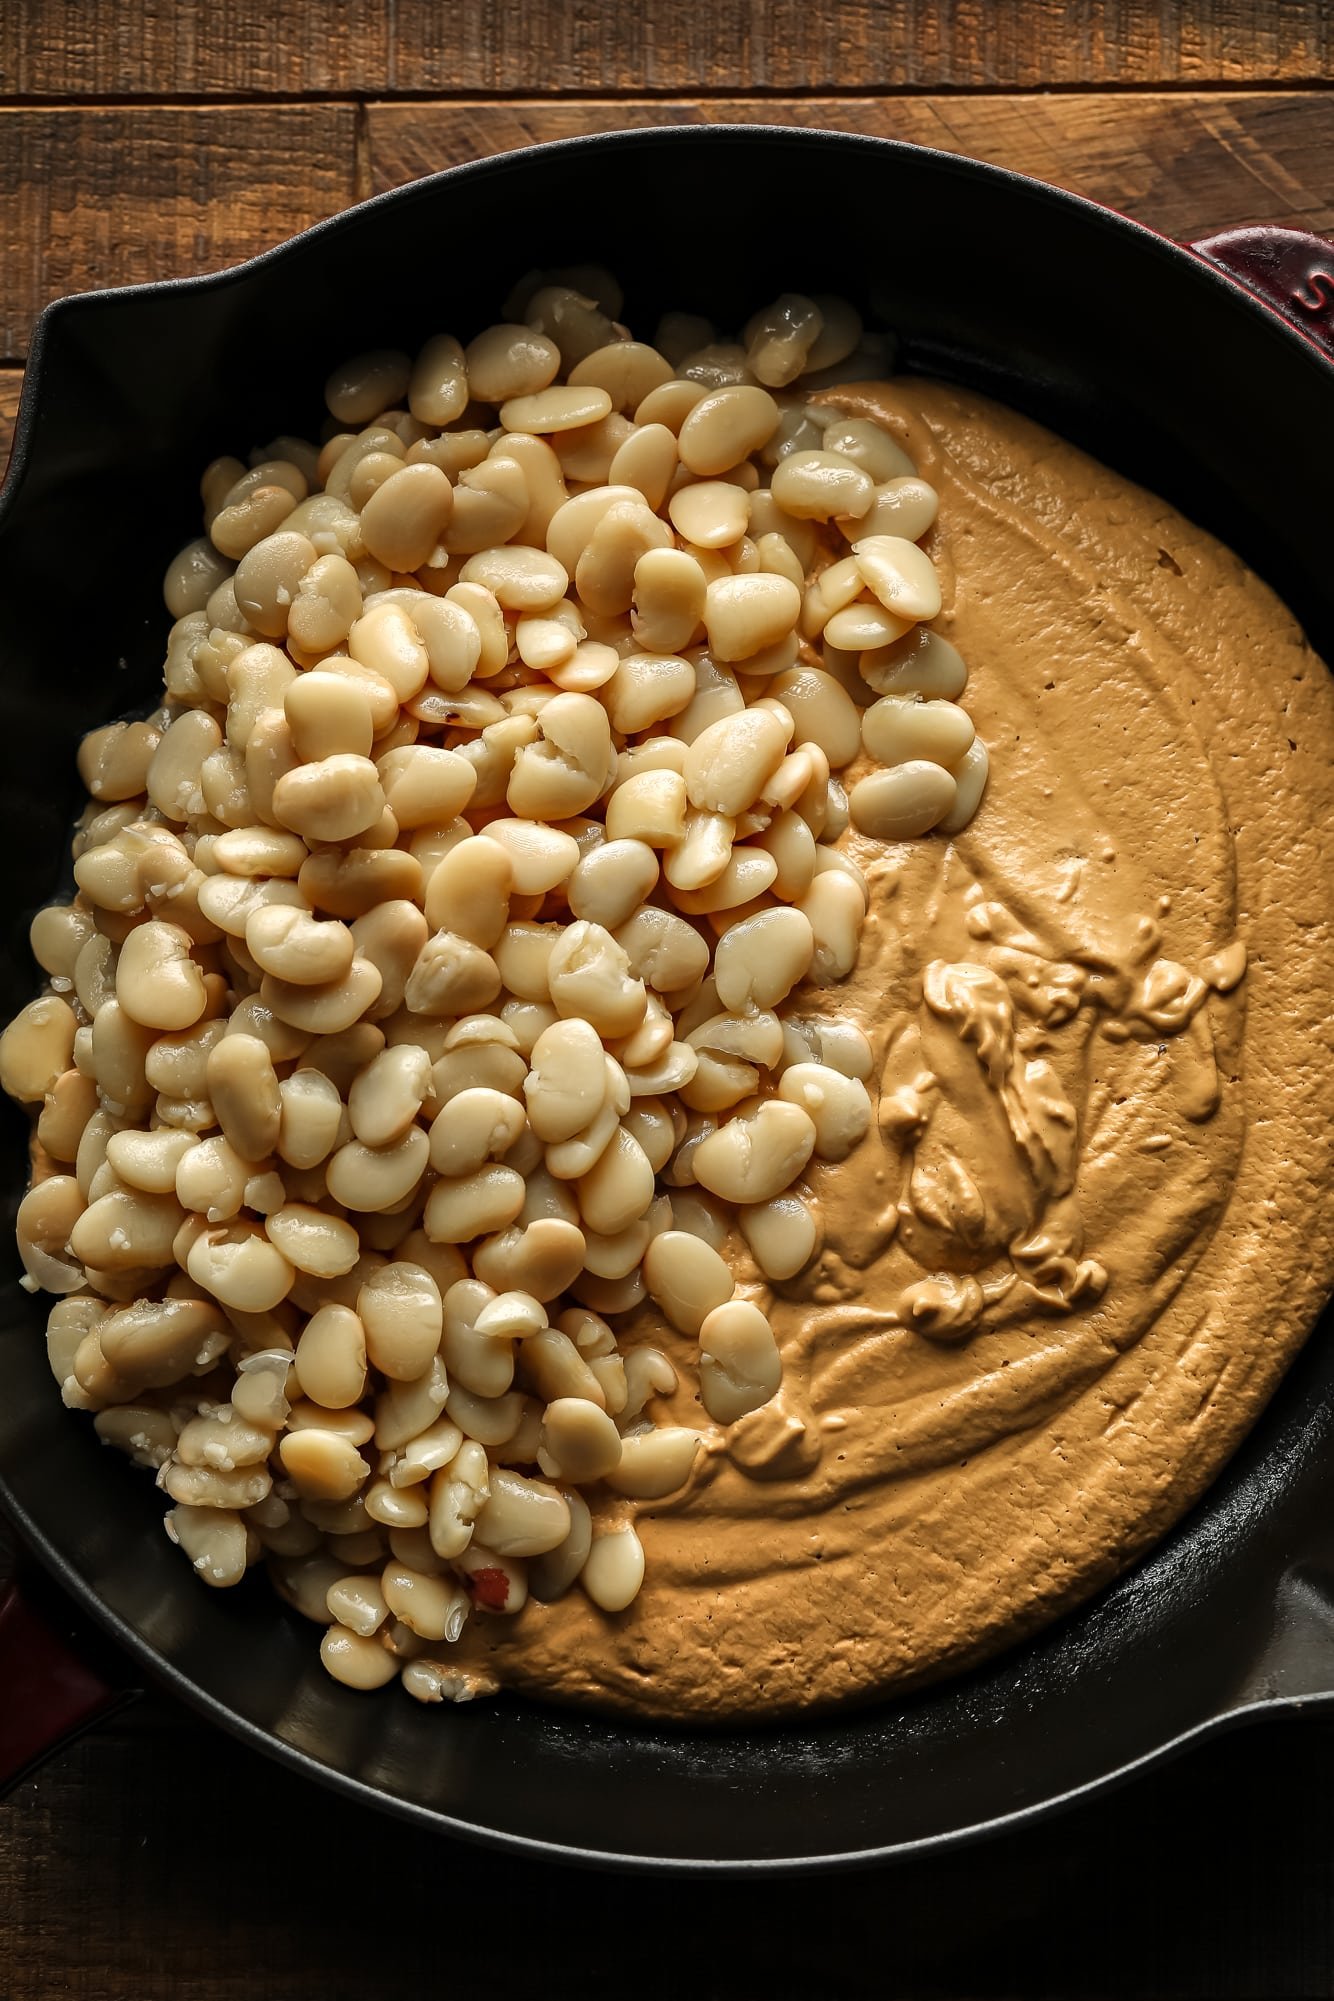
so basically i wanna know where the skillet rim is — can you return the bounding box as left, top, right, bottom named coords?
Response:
left=2, top=120, right=1332, bottom=1873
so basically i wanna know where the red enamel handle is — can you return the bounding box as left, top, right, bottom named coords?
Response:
left=0, top=1567, right=133, bottom=1796
left=1191, top=225, right=1334, bottom=363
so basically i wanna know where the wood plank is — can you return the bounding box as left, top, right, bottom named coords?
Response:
left=0, top=0, right=388, bottom=96
left=1, top=0, right=1330, bottom=95
left=5, top=1665, right=1334, bottom=1999
left=0, top=370, right=22, bottom=485
left=366, top=92, right=1334, bottom=244
left=0, top=105, right=359, bottom=361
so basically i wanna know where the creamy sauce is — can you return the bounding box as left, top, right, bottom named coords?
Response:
left=452, top=378, right=1334, bottom=1717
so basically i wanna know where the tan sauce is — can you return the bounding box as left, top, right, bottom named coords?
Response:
left=448, top=378, right=1334, bottom=1716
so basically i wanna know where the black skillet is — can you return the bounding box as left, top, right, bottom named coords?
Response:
left=1, top=127, right=1332, bottom=1872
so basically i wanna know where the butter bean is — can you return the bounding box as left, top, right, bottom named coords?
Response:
left=777, top=1061, right=872, bottom=1160
left=207, top=1034, right=281, bottom=1160
left=473, top=1468, right=570, bottom=1558
left=348, top=1043, right=431, bottom=1147
left=405, top=932, right=501, bottom=1016
left=272, top=754, right=385, bottom=844
left=286, top=552, right=362, bottom=652
left=797, top=871, right=865, bottom=983
left=771, top=448, right=874, bottom=521
left=577, top=1124, right=654, bottom=1235
left=608, top=422, right=678, bottom=511
left=853, top=475, right=939, bottom=544
left=478, top=818, right=579, bottom=897
left=568, top=839, right=659, bottom=931
left=422, top=835, right=513, bottom=949
left=187, top=1220, right=295, bottom=1311
left=570, top=340, right=673, bottom=411
left=642, top=1229, right=733, bottom=1334
left=359, top=1261, right=443, bottom=1380
left=325, top=349, right=410, bottom=427
left=698, top=1299, right=782, bottom=1423
left=281, top=1425, right=370, bottom=1502
left=245, top=906, right=354, bottom=987
left=938, top=739, right=989, bottom=833
left=667, top=480, right=749, bottom=549
left=278, top=1068, right=344, bottom=1170
left=294, top=1303, right=367, bottom=1408
left=608, top=764, right=688, bottom=844
left=683, top=707, right=790, bottom=817
left=739, top=1192, right=821, bottom=1281
left=547, top=922, right=647, bottom=1039
left=425, top=1165, right=526, bottom=1243
left=849, top=760, right=957, bottom=840
left=582, top=1525, right=645, bottom=1612
left=465, top=323, right=561, bottom=403
left=862, top=694, right=975, bottom=769
left=605, top=1427, right=700, bottom=1500
left=471, top=1217, right=586, bottom=1301
left=428, top=1085, right=527, bottom=1175
left=523, top=1018, right=606, bottom=1144
left=821, top=418, right=916, bottom=482
left=319, top=1627, right=397, bottom=1689
left=0, top=995, right=78, bottom=1103
left=501, top=385, right=612, bottom=434
left=678, top=383, right=780, bottom=475
left=266, top=1204, right=362, bottom=1279
left=326, top=1127, right=429, bottom=1213
left=360, top=464, right=456, bottom=573
left=692, top=1099, right=816, bottom=1204
left=853, top=534, right=943, bottom=621
left=769, top=666, right=863, bottom=769
left=712, top=905, right=814, bottom=1011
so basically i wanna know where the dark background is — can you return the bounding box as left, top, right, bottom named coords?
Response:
left=2, top=3, right=1333, bottom=1994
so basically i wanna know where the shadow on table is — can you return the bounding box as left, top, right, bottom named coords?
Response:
left=3, top=1682, right=1332, bottom=2001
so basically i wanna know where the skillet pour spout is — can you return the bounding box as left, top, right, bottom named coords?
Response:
left=1, top=126, right=1332, bottom=1871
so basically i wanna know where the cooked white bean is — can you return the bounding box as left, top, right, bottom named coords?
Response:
left=698, top=1299, right=782, bottom=1423
left=712, top=905, right=814, bottom=1011
left=605, top=1426, right=700, bottom=1499
left=677, top=384, right=780, bottom=475
left=771, top=449, right=874, bottom=521
left=849, top=760, right=957, bottom=840
left=853, top=533, right=943, bottom=621
left=861, top=694, right=975, bottom=768
left=777, top=1062, right=872, bottom=1160
left=428, top=1085, right=526, bottom=1175
left=501, top=385, right=612, bottom=434
left=692, top=1099, right=816, bottom=1204
left=855, top=475, right=939, bottom=543
left=797, top=871, right=865, bottom=984
left=739, top=1192, right=821, bottom=1280
left=523, top=1018, right=607, bottom=1143
left=938, top=738, right=990, bottom=833
left=642, top=1229, right=733, bottom=1334
left=821, top=418, right=916, bottom=483
left=582, top=1526, right=645, bottom=1613
left=294, top=1303, right=367, bottom=1408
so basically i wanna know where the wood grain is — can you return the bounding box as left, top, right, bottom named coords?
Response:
left=3, top=1662, right=1334, bottom=1999
left=0, top=370, right=22, bottom=482
left=0, top=105, right=359, bottom=360
left=1, top=0, right=1330, bottom=96
left=367, top=92, right=1334, bottom=244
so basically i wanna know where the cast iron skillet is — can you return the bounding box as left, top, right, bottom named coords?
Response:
left=1, top=127, right=1332, bottom=1873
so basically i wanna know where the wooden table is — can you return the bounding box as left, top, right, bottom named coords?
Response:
left=2, top=4, right=1332, bottom=1993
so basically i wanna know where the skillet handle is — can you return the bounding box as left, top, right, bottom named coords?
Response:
left=1190, top=226, right=1334, bottom=363
left=0, top=1565, right=135, bottom=1796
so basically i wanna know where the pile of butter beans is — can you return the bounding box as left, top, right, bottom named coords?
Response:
left=0, top=271, right=985, bottom=1699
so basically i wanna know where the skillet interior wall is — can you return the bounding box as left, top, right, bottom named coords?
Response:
left=0, top=127, right=1331, bottom=1866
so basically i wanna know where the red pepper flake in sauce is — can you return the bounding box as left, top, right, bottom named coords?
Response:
left=468, top=1566, right=511, bottom=1610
